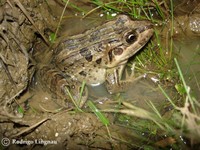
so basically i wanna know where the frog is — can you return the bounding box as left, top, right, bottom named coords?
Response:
left=39, top=15, right=154, bottom=108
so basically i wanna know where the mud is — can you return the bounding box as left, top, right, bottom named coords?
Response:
left=0, top=0, right=199, bottom=149
left=160, top=1, right=200, bottom=39
left=5, top=112, right=112, bottom=150
left=0, top=0, right=57, bottom=119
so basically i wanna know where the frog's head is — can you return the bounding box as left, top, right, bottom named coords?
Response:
left=105, top=15, right=154, bottom=67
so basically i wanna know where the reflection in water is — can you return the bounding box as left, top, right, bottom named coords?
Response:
left=88, top=77, right=169, bottom=111
left=123, top=78, right=169, bottom=111
left=174, top=37, right=200, bottom=99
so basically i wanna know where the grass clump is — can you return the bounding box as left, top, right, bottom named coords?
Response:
left=107, top=59, right=200, bottom=148
left=90, top=0, right=168, bottom=22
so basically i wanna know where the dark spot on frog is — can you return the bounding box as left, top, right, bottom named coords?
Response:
left=79, top=71, right=87, bottom=77
left=85, top=54, right=93, bottom=62
left=108, top=50, right=113, bottom=62
left=81, top=63, right=85, bottom=67
left=79, top=47, right=93, bottom=62
left=113, top=48, right=123, bottom=55
left=64, top=66, right=68, bottom=71
left=96, top=58, right=102, bottom=64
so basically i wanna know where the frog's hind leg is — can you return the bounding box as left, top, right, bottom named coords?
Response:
left=38, top=66, right=88, bottom=108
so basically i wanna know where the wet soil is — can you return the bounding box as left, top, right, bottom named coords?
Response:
left=0, top=0, right=200, bottom=149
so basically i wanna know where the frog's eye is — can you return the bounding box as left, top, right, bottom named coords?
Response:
left=125, top=31, right=137, bottom=44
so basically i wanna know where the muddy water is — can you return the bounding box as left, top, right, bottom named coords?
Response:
left=175, top=37, right=200, bottom=99
left=173, top=1, right=200, bottom=100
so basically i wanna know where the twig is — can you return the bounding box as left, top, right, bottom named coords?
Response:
left=11, top=118, right=50, bottom=138
left=11, top=109, right=73, bottom=138
left=83, top=6, right=101, bottom=19
left=13, top=0, right=50, bottom=46
left=39, top=104, right=71, bottom=113
left=8, top=30, right=29, bottom=61
left=54, top=0, right=70, bottom=41
left=0, top=57, right=16, bottom=87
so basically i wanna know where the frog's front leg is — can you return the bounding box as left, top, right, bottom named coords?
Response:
left=105, top=63, right=142, bottom=94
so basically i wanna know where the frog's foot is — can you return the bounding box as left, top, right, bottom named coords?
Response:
left=124, top=62, right=145, bottom=82
left=106, top=63, right=144, bottom=94
left=106, top=75, right=143, bottom=94
left=39, top=66, right=88, bottom=108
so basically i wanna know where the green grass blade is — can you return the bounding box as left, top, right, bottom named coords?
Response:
left=153, top=0, right=165, bottom=20
left=49, top=33, right=57, bottom=43
left=87, top=100, right=110, bottom=126
left=174, top=58, right=196, bottom=113
left=78, top=80, right=86, bottom=105
left=169, top=0, right=174, bottom=59
left=65, top=87, right=83, bottom=112
left=69, top=2, right=86, bottom=13
left=53, top=0, right=69, bottom=43
left=17, top=106, right=24, bottom=115
left=158, top=84, right=176, bottom=108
